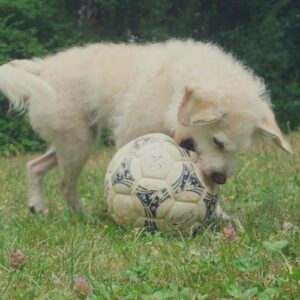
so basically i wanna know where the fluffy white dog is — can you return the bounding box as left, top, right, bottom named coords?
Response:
left=0, top=40, right=291, bottom=214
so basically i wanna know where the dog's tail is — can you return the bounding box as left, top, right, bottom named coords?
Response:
left=0, top=61, right=55, bottom=111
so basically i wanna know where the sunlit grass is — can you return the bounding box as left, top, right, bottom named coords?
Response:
left=0, top=135, right=299, bottom=299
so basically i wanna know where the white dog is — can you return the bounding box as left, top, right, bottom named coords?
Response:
left=0, top=40, right=291, bottom=214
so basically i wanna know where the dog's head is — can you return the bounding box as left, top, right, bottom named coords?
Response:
left=175, top=85, right=292, bottom=185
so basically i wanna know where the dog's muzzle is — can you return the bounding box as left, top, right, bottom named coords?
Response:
left=211, top=172, right=227, bottom=185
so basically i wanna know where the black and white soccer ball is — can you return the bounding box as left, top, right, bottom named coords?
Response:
left=104, top=133, right=218, bottom=233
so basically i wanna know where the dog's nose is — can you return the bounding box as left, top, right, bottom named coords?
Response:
left=211, top=172, right=227, bottom=184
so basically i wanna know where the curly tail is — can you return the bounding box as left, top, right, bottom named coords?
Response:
left=0, top=61, right=55, bottom=111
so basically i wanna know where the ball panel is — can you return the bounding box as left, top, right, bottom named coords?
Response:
left=195, top=199, right=207, bottom=221
left=107, top=141, right=135, bottom=174
left=111, top=156, right=141, bottom=195
left=202, top=192, right=218, bottom=220
left=111, top=213, right=122, bottom=226
left=130, top=142, right=161, bottom=158
left=126, top=133, right=173, bottom=158
left=134, top=217, right=174, bottom=232
left=112, top=194, right=139, bottom=227
left=140, top=147, right=174, bottom=179
left=131, top=178, right=174, bottom=218
left=166, top=162, right=205, bottom=202
left=130, top=135, right=160, bottom=152
left=166, top=202, right=200, bottom=230
left=160, top=140, right=183, bottom=161
left=126, top=134, right=167, bottom=157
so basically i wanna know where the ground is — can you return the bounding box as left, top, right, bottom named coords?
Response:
left=0, top=134, right=299, bottom=299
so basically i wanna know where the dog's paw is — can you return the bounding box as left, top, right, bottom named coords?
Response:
left=231, top=218, right=245, bottom=234
left=28, top=206, right=48, bottom=216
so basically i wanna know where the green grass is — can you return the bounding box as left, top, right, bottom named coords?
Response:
left=0, top=136, right=299, bottom=300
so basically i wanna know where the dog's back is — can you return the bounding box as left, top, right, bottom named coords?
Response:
left=0, top=40, right=269, bottom=146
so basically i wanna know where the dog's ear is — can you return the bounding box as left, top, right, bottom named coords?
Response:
left=177, top=85, right=225, bottom=126
left=258, top=104, right=292, bottom=154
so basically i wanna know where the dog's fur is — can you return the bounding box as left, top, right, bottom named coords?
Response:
left=0, top=40, right=291, bottom=214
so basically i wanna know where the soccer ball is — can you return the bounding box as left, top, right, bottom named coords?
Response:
left=104, top=133, right=218, bottom=233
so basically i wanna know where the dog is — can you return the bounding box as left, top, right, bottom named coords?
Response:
left=0, top=40, right=292, bottom=214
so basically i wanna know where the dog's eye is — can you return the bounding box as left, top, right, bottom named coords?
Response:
left=180, top=138, right=197, bottom=152
left=213, top=137, right=224, bottom=149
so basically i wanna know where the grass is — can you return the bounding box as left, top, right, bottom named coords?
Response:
left=0, top=135, right=299, bottom=300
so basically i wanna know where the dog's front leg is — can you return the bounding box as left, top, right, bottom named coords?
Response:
left=214, top=202, right=231, bottom=221
left=214, top=202, right=244, bottom=233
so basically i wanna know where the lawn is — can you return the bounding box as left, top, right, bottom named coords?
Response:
left=0, top=135, right=299, bottom=299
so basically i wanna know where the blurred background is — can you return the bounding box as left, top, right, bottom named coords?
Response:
left=0, top=0, right=299, bottom=154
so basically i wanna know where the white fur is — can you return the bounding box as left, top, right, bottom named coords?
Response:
left=0, top=40, right=290, bottom=213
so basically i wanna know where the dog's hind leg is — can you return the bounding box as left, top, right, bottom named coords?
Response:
left=58, top=148, right=91, bottom=213
left=27, top=148, right=57, bottom=214
left=54, top=125, right=94, bottom=213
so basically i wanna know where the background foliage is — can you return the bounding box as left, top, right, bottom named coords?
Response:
left=0, top=0, right=299, bottom=154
